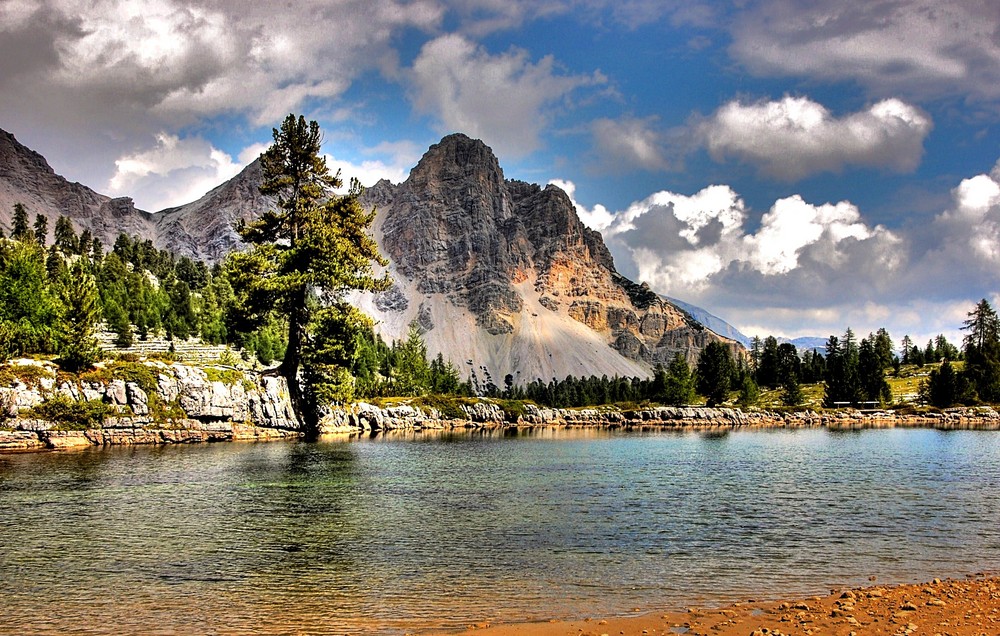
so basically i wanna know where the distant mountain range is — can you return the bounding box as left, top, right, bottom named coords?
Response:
left=0, top=127, right=743, bottom=381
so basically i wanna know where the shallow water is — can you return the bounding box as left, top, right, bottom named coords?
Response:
left=2, top=427, right=999, bottom=634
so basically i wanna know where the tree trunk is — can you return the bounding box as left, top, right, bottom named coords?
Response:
left=280, top=288, right=318, bottom=438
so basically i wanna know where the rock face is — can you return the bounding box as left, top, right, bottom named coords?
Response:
left=0, top=129, right=156, bottom=247
left=358, top=133, right=737, bottom=382
left=155, top=159, right=274, bottom=262
left=0, top=360, right=299, bottom=450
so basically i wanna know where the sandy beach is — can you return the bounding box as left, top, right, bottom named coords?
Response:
left=440, top=575, right=1000, bottom=636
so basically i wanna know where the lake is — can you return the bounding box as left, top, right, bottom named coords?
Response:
left=2, top=427, right=999, bottom=634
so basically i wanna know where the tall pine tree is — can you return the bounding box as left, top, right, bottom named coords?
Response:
left=229, top=114, right=389, bottom=430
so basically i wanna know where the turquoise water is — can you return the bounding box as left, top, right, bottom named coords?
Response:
left=2, top=427, right=1000, bottom=634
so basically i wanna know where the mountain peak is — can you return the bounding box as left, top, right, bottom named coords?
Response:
left=409, top=133, right=504, bottom=187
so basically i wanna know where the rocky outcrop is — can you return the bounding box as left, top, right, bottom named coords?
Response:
left=0, top=360, right=299, bottom=451
left=314, top=401, right=1000, bottom=434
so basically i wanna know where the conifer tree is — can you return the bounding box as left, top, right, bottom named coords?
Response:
left=696, top=341, right=735, bottom=406
left=57, top=261, right=102, bottom=371
left=33, top=214, right=48, bottom=244
left=11, top=203, right=30, bottom=241
left=662, top=353, right=696, bottom=405
left=229, top=114, right=389, bottom=429
left=737, top=373, right=760, bottom=408
left=54, top=216, right=79, bottom=253
left=962, top=299, right=1000, bottom=402
left=781, top=375, right=804, bottom=406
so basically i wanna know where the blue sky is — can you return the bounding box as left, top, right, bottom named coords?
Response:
left=2, top=0, right=999, bottom=347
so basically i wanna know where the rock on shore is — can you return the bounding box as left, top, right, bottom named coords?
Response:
left=0, top=360, right=299, bottom=451
left=448, top=575, right=1000, bottom=636
left=318, top=402, right=1000, bottom=434
left=3, top=358, right=1000, bottom=452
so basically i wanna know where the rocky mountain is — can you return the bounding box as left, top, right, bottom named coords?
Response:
left=0, top=127, right=740, bottom=382
left=155, top=159, right=272, bottom=262
left=353, top=133, right=737, bottom=382
left=665, top=295, right=751, bottom=347
left=0, top=129, right=155, bottom=246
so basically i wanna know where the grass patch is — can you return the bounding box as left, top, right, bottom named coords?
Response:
left=148, top=394, right=186, bottom=424
left=110, top=352, right=142, bottom=363
left=148, top=351, right=179, bottom=362
left=205, top=367, right=244, bottom=386
left=26, top=395, right=110, bottom=430
left=108, top=361, right=159, bottom=393
left=0, top=363, right=55, bottom=389
left=491, top=399, right=530, bottom=422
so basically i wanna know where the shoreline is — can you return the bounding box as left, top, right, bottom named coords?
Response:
left=4, top=404, right=1000, bottom=452
left=436, top=574, right=1000, bottom=636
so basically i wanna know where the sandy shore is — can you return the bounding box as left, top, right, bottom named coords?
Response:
left=438, top=575, right=1000, bottom=636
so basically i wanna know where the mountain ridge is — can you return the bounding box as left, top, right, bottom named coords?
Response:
left=0, top=127, right=741, bottom=381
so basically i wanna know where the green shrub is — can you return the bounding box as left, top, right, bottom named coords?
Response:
left=108, top=361, right=158, bottom=393
left=217, top=348, right=241, bottom=367
left=77, top=367, right=113, bottom=385
left=148, top=351, right=179, bottom=362
left=204, top=367, right=244, bottom=386
left=148, top=394, right=186, bottom=424
left=0, top=363, right=55, bottom=388
left=27, top=395, right=109, bottom=430
left=415, top=395, right=476, bottom=420
left=493, top=399, right=528, bottom=422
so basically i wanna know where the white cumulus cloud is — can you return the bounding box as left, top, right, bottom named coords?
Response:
left=697, top=96, right=932, bottom=180
left=325, top=140, right=424, bottom=191
left=591, top=116, right=670, bottom=172
left=409, top=34, right=605, bottom=158
left=107, top=133, right=246, bottom=211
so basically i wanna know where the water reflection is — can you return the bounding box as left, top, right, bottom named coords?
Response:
left=1, top=429, right=999, bottom=634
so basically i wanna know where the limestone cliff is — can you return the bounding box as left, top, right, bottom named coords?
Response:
left=357, top=133, right=738, bottom=383
left=0, top=359, right=299, bottom=450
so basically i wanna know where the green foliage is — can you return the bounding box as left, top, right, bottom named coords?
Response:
left=147, top=394, right=187, bottom=425
left=411, top=395, right=476, bottom=420
left=0, top=363, right=55, bottom=388
left=781, top=376, right=804, bottom=406
left=33, top=214, right=48, bottom=245
left=54, top=216, right=79, bottom=254
left=57, top=261, right=102, bottom=371
left=217, top=348, right=241, bottom=367
left=234, top=316, right=287, bottom=365
left=737, top=374, right=760, bottom=408
left=11, top=203, right=31, bottom=242
left=204, top=367, right=244, bottom=386
left=696, top=341, right=735, bottom=407
left=230, top=114, right=390, bottom=429
left=494, top=399, right=528, bottom=421
left=0, top=240, right=60, bottom=356
left=27, top=395, right=109, bottom=430
left=921, top=360, right=974, bottom=407
left=108, top=360, right=158, bottom=393
left=962, top=299, right=1000, bottom=403
left=659, top=353, right=696, bottom=406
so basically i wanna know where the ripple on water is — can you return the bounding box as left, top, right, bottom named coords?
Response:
left=1, top=428, right=1000, bottom=634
